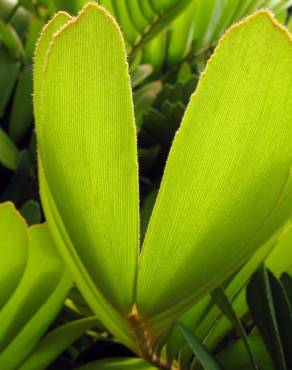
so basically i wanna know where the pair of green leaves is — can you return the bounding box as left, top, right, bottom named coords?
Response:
left=0, top=202, right=72, bottom=368
left=34, top=2, right=292, bottom=355
left=0, top=202, right=97, bottom=369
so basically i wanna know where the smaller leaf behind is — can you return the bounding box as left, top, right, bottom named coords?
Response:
left=211, top=286, right=258, bottom=370
left=246, top=266, right=292, bottom=370
left=177, top=322, right=222, bottom=370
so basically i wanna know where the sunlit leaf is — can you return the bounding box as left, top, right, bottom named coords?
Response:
left=0, top=204, right=72, bottom=368
left=34, top=4, right=139, bottom=351
left=137, top=12, right=292, bottom=328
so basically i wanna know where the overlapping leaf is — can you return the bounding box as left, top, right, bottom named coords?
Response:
left=34, top=4, right=139, bottom=351
left=136, top=11, right=292, bottom=326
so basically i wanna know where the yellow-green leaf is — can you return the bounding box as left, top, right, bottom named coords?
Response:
left=136, top=11, right=292, bottom=324
left=34, top=4, right=139, bottom=350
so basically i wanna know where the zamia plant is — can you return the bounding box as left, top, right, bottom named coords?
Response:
left=34, top=3, right=292, bottom=369
left=0, top=202, right=98, bottom=369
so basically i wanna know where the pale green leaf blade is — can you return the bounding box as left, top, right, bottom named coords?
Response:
left=78, top=357, right=158, bottom=370
left=19, top=317, right=97, bottom=370
left=35, top=3, right=139, bottom=313
left=0, top=202, right=28, bottom=309
left=137, top=12, right=292, bottom=322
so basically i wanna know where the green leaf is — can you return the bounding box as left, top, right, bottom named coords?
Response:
left=247, top=266, right=292, bottom=370
left=177, top=322, right=222, bottom=370
left=9, top=64, right=33, bottom=142
left=0, top=20, right=24, bottom=56
left=36, top=2, right=139, bottom=314
left=211, top=286, right=258, bottom=370
left=0, top=48, right=20, bottom=117
left=0, top=224, right=72, bottom=368
left=34, top=5, right=138, bottom=351
left=20, top=200, right=42, bottom=225
left=136, top=11, right=292, bottom=326
left=274, top=276, right=292, bottom=369
left=281, top=273, right=292, bottom=307
left=0, top=203, right=72, bottom=367
left=0, top=127, right=19, bottom=170
left=77, top=357, right=158, bottom=370
left=0, top=202, right=28, bottom=310
left=19, top=317, right=97, bottom=370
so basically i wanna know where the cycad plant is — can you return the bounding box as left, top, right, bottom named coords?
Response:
left=33, top=2, right=292, bottom=369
